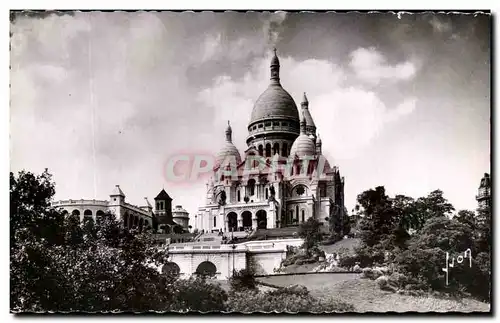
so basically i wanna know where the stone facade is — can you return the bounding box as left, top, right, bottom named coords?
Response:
left=164, top=238, right=303, bottom=279
left=195, top=50, right=345, bottom=233
left=52, top=185, right=191, bottom=233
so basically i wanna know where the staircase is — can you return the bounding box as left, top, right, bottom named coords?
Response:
left=194, top=232, right=223, bottom=244
left=248, top=226, right=298, bottom=240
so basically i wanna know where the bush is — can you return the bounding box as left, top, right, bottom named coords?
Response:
left=229, top=268, right=257, bottom=292
left=338, top=245, right=385, bottom=269
left=376, top=275, right=397, bottom=292
left=170, top=276, right=228, bottom=312
left=322, top=233, right=342, bottom=245
left=226, top=288, right=355, bottom=313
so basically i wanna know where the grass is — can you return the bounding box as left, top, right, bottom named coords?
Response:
left=258, top=274, right=490, bottom=313
left=320, top=238, right=361, bottom=254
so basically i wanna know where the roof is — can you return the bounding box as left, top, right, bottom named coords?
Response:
left=249, top=51, right=299, bottom=124
left=110, top=185, right=125, bottom=197
left=289, top=134, right=316, bottom=158
left=250, top=84, right=299, bottom=123
left=155, top=189, right=172, bottom=200
left=479, top=173, right=491, bottom=188
left=216, top=142, right=242, bottom=168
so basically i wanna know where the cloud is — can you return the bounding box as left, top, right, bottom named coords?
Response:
left=201, top=33, right=222, bottom=62
left=429, top=16, right=453, bottom=34
left=198, top=51, right=418, bottom=162
left=349, top=47, right=417, bottom=85
left=264, top=11, right=287, bottom=47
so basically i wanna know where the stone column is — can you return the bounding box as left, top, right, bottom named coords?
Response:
left=237, top=213, right=243, bottom=231
left=252, top=216, right=258, bottom=229
left=268, top=202, right=276, bottom=229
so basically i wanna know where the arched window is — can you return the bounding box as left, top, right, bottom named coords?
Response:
left=282, top=142, right=288, bottom=157
left=302, top=209, right=305, bottom=222
left=265, top=143, right=271, bottom=157
left=84, top=209, right=92, bottom=218
left=237, top=190, right=241, bottom=202
left=265, top=188, right=269, bottom=200
left=71, top=209, right=80, bottom=216
left=295, top=205, right=299, bottom=223
left=196, top=261, right=217, bottom=278
left=247, top=179, right=256, bottom=196
left=289, top=210, right=293, bottom=224
left=273, top=142, right=280, bottom=155
left=213, top=216, right=216, bottom=227
left=162, top=262, right=181, bottom=277
left=258, top=145, right=264, bottom=156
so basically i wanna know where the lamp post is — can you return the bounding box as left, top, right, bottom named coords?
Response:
left=231, top=243, right=236, bottom=276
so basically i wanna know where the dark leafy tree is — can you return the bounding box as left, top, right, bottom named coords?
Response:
left=395, top=216, right=490, bottom=301
left=10, top=170, right=229, bottom=312
left=356, top=186, right=398, bottom=247
left=475, top=206, right=491, bottom=255
left=412, top=190, right=455, bottom=231
left=298, top=217, right=322, bottom=252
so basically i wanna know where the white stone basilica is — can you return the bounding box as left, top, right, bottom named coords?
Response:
left=194, top=50, right=345, bottom=233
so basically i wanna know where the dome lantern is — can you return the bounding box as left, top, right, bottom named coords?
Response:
left=270, top=48, right=280, bottom=84
left=225, top=120, right=233, bottom=143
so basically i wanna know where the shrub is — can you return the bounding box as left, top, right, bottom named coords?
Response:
left=376, top=275, right=397, bottom=292
left=229, top=268, right=257, bottom=292
left=226, top=288, right=355, bottom=313
left=170, top=276, right=228, bottom=312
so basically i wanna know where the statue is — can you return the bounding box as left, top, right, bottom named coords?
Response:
left=270, top=185, right=275, bottom=197
left=218, top=190, right=226, bottom=206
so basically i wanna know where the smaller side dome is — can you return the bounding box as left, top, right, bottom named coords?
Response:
left=216, top=120, right=242, bottom=167
left=289, top=135, right=316, bottom=158
left=289, top=111, right=317, bottom=158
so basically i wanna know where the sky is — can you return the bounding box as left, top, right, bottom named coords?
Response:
left=10, top=11, right=491, bottom=220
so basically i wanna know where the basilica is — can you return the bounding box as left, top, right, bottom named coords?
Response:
left=194, top=50, right=346, bottom=233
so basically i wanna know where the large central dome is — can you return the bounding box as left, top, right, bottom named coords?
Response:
left=250, top=84, right=299, bottom=123
left=249, top=50, right=299, bottom=125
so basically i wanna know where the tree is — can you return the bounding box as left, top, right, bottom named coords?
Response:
left=412, top=190, right=455, bottom=231
left=356, top=186, right=398, bottom=247
left=10, top=169, right=231, bottom=312
left=454, top=210, right=477, bottom=232
left=298, top=218, right=322, bottom=252
left=395, top=216, right=489, bottom=300
left=475, top=206, right=491, bottom=254
left=328, top=205, right=350, bottom=240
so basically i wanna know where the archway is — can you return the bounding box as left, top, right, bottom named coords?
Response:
left=195, top=261, right=217, bottom=278
left=84, top=209, right=92, bottom=217
left=139, top=218, right=144, bottom=232
left=256, top=210, right=267, bottom=229
left=173, top=225, right=183, bottom=234
left=127, top=213, right=133, bottom=229
left=162, top=262, right=181, bottom=278
left=265, top=143, right=271, bottom=157
left=71, top=209, right=80, bottom=216
left=282, top=142, right=288, bottom=157
left=247, top=179, right=256, bottom=196
left=242, top=211, right=252, bottom=229
left=258, top=145, right=263, bottom=156
left=273, top=142, right=280, bottom=155
left=96, top=210, right=105, bottom=224
left=123, top=213, right=129, bottom=228
left=227, top=212, right=237, bottom=232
